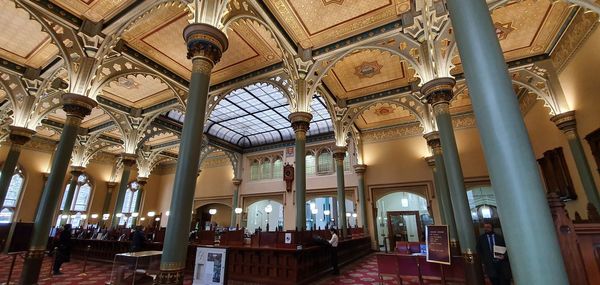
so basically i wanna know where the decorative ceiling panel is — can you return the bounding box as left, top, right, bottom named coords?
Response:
left=355, top=102, right=416, bottom=130
left=322, top=49, right=416, bottom=99
left=147, top=133, right=178, bottom=146
left=50, top=0, right=135, bottom=23
left=80, top=108, right=111, bottom=129
left=0, top=0, right=58, bottom=68
left=101, top=74, right=173, bottom=108
left=452, top=0, right=572, bottom=73
left=122, top=5, right=281, bottom=84
left=35, top=125, right=61, bottom=141
left=264, top=0, right=411, bottom=48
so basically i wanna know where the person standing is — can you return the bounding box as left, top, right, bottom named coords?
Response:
left=53, top=224, right=72, bottom=275
left=476, top=222, right=512, bottom=285
left=130, top=226, right=147, bottom=252
left=329, top=228, right=339, bottom=275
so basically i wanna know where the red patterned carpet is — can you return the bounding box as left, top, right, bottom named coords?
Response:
left=1, top=253, right=421, bottom=285
left=0, top=253, right=193, bottom=285
left=316, top=254, right=419, bottom=285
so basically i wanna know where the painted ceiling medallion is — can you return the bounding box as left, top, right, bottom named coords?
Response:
left=494, top=22, right=515, bottom=41
left=354, top=61, right=383, bottom=79
left=374, top=106, right=395, bottom=116
left=116, top=77, right=140, bottom=89
left=322, top=0, right=345, bottom=5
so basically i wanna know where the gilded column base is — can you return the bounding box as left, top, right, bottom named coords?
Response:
left=20, top=249, right=46, bottom=284
left=154, top=269, right=185, bottom=285
left=462, top=249, right=485, bottom=285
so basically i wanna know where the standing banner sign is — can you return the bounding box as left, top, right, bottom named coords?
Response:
left=426, top=225, right=451, bottom=265
left=193, top=247, right=227, bottom=285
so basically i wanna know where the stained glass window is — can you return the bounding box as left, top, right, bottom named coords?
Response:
left=119, top=182, right=141, bottom=227
left=261, top=158, right=272, bottom=180
left=306, top=153, right=316, bottom=176
left=317, top=150, right=333, bottom=174
left=1, top=167, right=25, bottom=223
left=56, top=174, right=92, bottom=226
left=273, top=157, right=283, bottom=179
left=250, top=160, right=260, bottom=181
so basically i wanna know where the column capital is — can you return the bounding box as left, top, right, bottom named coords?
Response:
left=353, top=164, right=367, bottom=174
left=421, top=77, right=456, bottom=106
left=8, top=126, right=36, bottom=146
left=423, top=131, right=442, bottom=154
left=106, top=181, right=118, bottom=191
left=232, top=178, right=242, bottom=186
left=184, top=23, right=229, bottom=67
left=137, top=177, right=149, bottom=186
left=62, top=93, right=97, bottom=120
left=120, top=153, right=137, bottom=167
left=332, top=146, right=347, bottom=161
left=424, top=155, right=436, bottom=167
left=69, top=166, right=85, bottom=176
left=289, top=112, right=312, bottom=135
left=550, top=110, right=577, bottom=135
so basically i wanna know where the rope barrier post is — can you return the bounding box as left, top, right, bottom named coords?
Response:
left=6, top=252, right=18, bottom=284
left=79, top=245, right=91, bottom=276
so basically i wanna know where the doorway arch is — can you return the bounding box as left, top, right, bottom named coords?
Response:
left=375, top=192, right=430, bottom=249
left=245, top=200, right=284, bottom=233
left=193, top=203, right=232, bottom=230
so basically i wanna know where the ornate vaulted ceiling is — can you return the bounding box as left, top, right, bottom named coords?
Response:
left=264, top=0, right=412, bottom=49
left=0, top=0, right=595, bottom=165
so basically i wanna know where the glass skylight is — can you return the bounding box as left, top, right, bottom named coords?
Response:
left=164, top=83, right=333, bottom=147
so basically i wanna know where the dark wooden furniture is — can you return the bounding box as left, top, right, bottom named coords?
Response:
left=376, top=253, right=466, bottom=285
left=585, top=128, right=600, bottom=175
left=537, top=147, right=577, bottom=201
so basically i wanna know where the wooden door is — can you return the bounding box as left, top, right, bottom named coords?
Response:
left=387, top=211, right=423, bottom=251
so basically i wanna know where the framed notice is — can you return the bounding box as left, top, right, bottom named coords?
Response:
left=193, top=247, right=227, bottom=285
left=426, top=225, right=451, bottom=265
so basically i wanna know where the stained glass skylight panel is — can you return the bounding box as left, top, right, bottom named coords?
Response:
left=164, top=83, right=333, bottom=147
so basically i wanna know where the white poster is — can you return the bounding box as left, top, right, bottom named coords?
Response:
left=284, top=233, right=292, bottom=244
left=193, top=247, right=227, bottom=285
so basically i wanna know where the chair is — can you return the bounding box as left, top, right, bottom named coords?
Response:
left=377, top=253, right=401, bottom=284
left=442, top=257, right=466, bottom=284
left=409, top=242, right=422, bottom=254
left=397, top=254, right=421, bottom=285
left=417, top=256, right=443, bottom=284
left=396, top=241, right=410, bottom=254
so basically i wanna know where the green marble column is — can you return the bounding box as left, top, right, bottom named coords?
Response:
left=155, top=23, right=228, bottom=285
left=61, top=166, right=84, bottom=215
left=0, top=126, right=35, bottom=206
left=353, top=164, right=368, bottom=228
left=230, top=179, right=242, bottom=227
left=131, top=177, right=148, bottom=226
left=111, top=154, right=137, bottom=227
left=424, top=132, right=459, bottom=251
left=422, top=79, right=483, bottom=284
left=20, top=93, right=96, bottom=284
left=102, top=182, right=117, bottom=227
left=446, top=0, right=569, bottom=284
left=551, top=111, right=600, bottom=212
left=333, top=146, right=348, bottom=237
left=289, top=112, right=312, bottom=230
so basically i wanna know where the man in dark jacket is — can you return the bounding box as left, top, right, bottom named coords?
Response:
left=53, top=224, right=72, bottom=275
left=476, top=222, right=512, bottom=285
left=130, top=226, right=147, bottom=252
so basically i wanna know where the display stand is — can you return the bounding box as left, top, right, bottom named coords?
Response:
left=108, top=250, right=162, bottom=285
left=193, top=247, right=227, bottom=285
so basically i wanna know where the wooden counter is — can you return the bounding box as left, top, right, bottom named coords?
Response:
left=68, top=234, right=371, bottom=284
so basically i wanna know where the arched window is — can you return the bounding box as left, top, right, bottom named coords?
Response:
left=317, top=149, right=333, bottom=174
left=272, top=157, right=283, bottom=179
left=119, top=181, right=141, bottom=228
left=261, top=158, right=272, bottom=180
left=306, top=153, right=316, bottom=176
left=0, top=166, right=25, bottom=223
left=343, top=151, right=351, bottom=172
left=56, top=174, right=93, bottom=227
left=250, top=160, right=260, bottom=181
